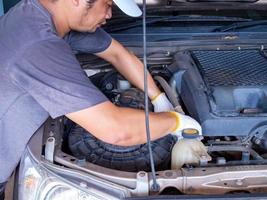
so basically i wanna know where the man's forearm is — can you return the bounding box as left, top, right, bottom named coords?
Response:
left=66, top=101, right=177, bottom=146
left=112, top=49, right=160, bottom=98
left=96, top=39, right=161, bottom=99
left=112, top=106, right=176, bottom=146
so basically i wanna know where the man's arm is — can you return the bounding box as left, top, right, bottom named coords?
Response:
left=66, top=101, right=176, bottom=146
left=95, top=39, right=161, bottom=99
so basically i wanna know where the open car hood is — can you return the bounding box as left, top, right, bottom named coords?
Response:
left=132, top=0, right=267, bottom=10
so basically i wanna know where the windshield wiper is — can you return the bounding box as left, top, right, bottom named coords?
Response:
left=106, top=15, right=251, bottom=32
left=213, top=20, right=267, bottom=32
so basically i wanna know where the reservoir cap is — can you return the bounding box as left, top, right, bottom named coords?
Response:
left=182, top=129, right=199, bottom=139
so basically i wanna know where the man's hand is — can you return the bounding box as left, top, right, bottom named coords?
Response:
left=170, top=112, right=202, bottom=138
left=152, top=93, right=174, bottom=112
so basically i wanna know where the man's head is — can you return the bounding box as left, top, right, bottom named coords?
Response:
left=42, top=0, right=141, bottom=35
left=66, top=0, right=113, bottom=32
left=67, top=0, right=141, bottom=32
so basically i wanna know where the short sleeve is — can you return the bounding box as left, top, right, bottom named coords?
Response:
left=64, top=28, right=112, bottom=54
left=8, top=39, right=108, bottom=118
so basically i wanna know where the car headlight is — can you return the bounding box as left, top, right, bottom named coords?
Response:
left=17, top=149, right=119, bottom=200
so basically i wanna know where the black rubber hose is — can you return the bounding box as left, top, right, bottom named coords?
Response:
left=154, top=76, right=184, bottom=114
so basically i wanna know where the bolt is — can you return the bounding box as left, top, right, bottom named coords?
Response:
left=165, top=171, right=173, bottom=177
left=105, top=83, right=113, bottom=90
left=138, top=172, right=146, bottom=177
left=255, top=138, right=261, bottom=145
left=236, top=179, right=243, bottom=186
left=77, top=158, right=86, bottom=167
left=80, top=182, right=87, bottom=188
left=49, top=131, right=54, bottom=137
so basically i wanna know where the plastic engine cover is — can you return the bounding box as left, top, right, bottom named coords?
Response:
left=173, top=50, right=267, bottom=137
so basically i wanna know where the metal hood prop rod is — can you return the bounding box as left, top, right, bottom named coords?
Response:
left=142, top=0, right=160, bottom=192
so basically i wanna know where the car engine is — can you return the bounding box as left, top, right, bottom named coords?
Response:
left=64, top=49, right=267, bottom=174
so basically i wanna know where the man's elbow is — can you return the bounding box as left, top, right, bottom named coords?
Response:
left=99, top=131, right=133, bottom=146
left=101, top=133, right=132, bottom=146
left=97, top=121, right=139, bottom=146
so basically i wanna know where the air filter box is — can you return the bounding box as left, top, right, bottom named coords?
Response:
left=173, top=50, right=267, bottom=136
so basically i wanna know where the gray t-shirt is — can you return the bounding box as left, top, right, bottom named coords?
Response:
left=0, top=0, right=111, bottom=182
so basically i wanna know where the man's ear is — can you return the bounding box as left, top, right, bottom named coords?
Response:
left=72, top=0, right=80, bottom=7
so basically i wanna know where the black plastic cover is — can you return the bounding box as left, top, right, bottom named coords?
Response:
left=173, top=50, right=267, bottom=136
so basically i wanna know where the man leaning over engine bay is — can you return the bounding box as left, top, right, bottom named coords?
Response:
left=0, top=0, right=203, bottom=198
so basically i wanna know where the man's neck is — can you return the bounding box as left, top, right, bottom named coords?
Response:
left=39, top=0, right=70, bottom=37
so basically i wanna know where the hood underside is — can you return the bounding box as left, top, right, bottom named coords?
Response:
left=130, top=0, right=267, bottom=11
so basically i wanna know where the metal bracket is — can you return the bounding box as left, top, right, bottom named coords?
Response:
left=133, top=171, right=149, bottom=196
left=45, top=137, right=55, bottom=162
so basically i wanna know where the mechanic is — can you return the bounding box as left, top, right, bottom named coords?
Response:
left=0, top=0, right=202, bottom=198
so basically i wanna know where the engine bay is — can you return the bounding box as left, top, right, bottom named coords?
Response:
left=43, top=48, right=267, bottom=196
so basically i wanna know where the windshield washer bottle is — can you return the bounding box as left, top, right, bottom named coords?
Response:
left=171, top=129, right=211, bottom=170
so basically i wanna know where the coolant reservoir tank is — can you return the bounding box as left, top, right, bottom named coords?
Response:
left=171, top=129, right=211, bottom=170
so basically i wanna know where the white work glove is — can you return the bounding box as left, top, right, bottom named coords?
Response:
left=152, top=93, right=174, bottom=112
left=170, top=112, right=202, bottom=139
